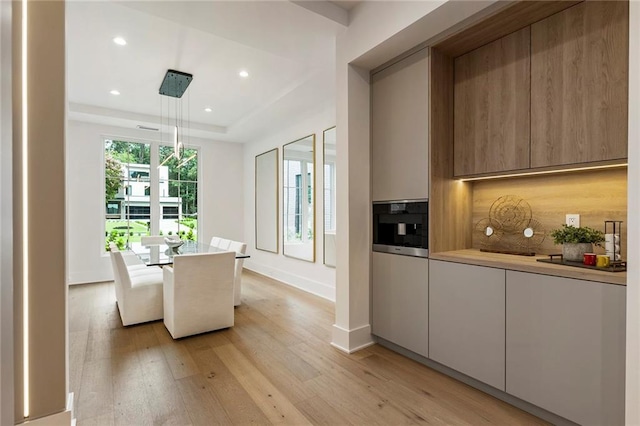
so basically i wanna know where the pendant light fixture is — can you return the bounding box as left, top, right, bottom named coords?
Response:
left=158, top=69, right=193, bottom=168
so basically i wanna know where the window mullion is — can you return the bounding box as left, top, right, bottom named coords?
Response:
left=149, top=143, right=160, bottom=235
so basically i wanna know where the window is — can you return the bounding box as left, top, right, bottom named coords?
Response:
left=130, top=170, right=149, bottom=180
left=104, top=139, right=199, bottom=249
left=106, top=201, right=121, bottom=217
left=163, top=206, right=179, bottom=219
left=105, top=140, right=151, bottom=248
left=126, top=206, right=150, bottom=220
left=159, top=145, right=198, bottom=240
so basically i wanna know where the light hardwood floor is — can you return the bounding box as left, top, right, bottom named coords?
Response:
left=69, top=270, right=548, bottom=425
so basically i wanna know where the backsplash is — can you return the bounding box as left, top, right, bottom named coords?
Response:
left=472, top=167, right=627, bottom=257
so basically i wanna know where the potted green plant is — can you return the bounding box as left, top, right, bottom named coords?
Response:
left=550, top=224, right=605, bottom=262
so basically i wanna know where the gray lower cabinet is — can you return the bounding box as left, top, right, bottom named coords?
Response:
left=429, top=260, right=506, bottom=390
left=371, top=252, right=428, bottom=357
left=506, top=271, right=626, bottom=426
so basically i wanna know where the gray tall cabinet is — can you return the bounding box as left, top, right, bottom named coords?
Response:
left=371, top=48, right=429, bottom=202
left=370, top=48, right=429, bottom=354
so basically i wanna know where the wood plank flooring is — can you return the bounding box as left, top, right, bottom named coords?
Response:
left=69, top=270, right=548, bottom=425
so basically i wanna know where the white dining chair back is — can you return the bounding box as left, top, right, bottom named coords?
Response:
left=218, top=238, right=231, bottom=250
left=227, top=241, right=247, bottom=306
left=109, top=243, right=149, bottom=307
left=162, top=251, right=235, bottom=339
left=109, top=241, right=146, bottom=267
left=141, top=235, right=166, bottom=245
left=210, top=236, right=221, bottom=248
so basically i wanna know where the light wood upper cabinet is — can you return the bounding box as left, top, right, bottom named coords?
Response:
left=530, top=1, right=629, bottom=168
left=453, top=27, right=530, bottom=177
left=371, top=48, right=429, bottom=201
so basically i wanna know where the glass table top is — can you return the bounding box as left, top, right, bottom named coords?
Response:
left=130, top=240, right=250, bottom=266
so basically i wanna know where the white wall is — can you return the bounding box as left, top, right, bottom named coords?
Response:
left=66, top=120, right=244, bottom=284
left=626, top=2, right=639, bottom=424
left=243, top=107, right=336, bottom=301
left=0, top=1, right=13, bottom=423
left=342, top=1, right=444, bottom=64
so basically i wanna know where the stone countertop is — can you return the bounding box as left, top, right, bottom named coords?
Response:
left=429, top=249, right=626, bottom=286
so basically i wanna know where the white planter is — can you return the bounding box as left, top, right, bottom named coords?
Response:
left=562, top=243, right=593, bottom=262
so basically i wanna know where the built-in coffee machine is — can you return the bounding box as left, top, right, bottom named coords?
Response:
left=373, top=200, right=428, bottom=257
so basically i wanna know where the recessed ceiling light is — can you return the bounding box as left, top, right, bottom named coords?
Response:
left=113, top=37, right=127, bottom=46
left=239, top=70, right=249, bottom=78
left=110, top=90, right=120, bottom=95
left=204, top=107, right=212, bottom=113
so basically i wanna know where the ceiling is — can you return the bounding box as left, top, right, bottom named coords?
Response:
left=66, top=1, right=352, bottom=144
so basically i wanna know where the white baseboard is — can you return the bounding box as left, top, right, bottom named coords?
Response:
left=68, top=269, right=112, bottom=285
left=331, top=323, right=375, bottom=353
left=244, top=261, right=335, bottom=302
left=22, top=392, right=74, bottom=425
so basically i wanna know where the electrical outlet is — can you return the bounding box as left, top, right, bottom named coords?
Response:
left=566, top=214, right=580, bottom=228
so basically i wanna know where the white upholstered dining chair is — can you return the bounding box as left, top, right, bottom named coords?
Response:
left=162, top=251, right=235, bottom=339
left=108, top=245, right=164, bottom=326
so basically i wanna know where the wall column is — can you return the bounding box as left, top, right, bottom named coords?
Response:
left=12, top=0, right=69, bottom=422
left=332, top=43, right=375, bottom=352
left=626, top=1, right=640, bottom=424
left=1, top=1, right=14, bottom=424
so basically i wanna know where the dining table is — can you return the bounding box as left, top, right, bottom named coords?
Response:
left=130, top=240, right=250, bottom=266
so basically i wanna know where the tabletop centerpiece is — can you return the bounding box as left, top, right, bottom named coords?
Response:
left=164, top=235, right=184, bottom=252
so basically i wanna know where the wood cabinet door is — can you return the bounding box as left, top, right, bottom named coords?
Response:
left=371, top=48, right=429, bottom=202
left=506, top=271, right=625, bottom=425
left=429, top=260, right=505, bottom=390
left=530, top=1, right=628, bottom=168
left=453, top=27, right=530, bottom=177
left=371, top=252, right=428, bottom=357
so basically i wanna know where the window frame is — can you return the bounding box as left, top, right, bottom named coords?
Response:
left=101, top=135, right=201, bottom=253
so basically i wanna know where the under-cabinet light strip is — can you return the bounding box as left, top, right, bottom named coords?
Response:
left=22, top=0, right=29, bottom=418
left=458, top=163, right=628, bottom=182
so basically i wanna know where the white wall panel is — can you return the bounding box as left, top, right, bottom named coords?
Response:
left=243, top=107, right=336, bottom=301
